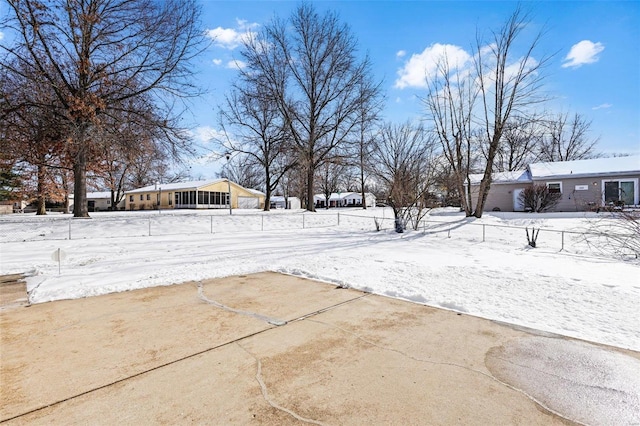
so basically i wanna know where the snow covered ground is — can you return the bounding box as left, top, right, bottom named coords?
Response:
left=1, top=207, right=639, bottom=352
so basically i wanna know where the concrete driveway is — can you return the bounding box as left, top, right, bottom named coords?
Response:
left=1, top=272, right=638, bottom=425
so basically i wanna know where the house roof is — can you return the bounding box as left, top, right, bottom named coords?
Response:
left=313, top=192, right=373, bottom=201
left=467, top=170, right=532, bottom=185
left=70, top=192, right=114, bottom=199
left=125, top=179, right=225, bottom=194
left=246, top=188, right=266, bottom=196
left=87, top=191, right=113, bottom=199
left=528, top=155, right=640, bottom=179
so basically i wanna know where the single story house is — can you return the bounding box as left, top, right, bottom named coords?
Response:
left=0, top=200, right=28, bottom=214
left=270, top=196, right=302, bottom=210
left=69, top=192, right=126, bottom=212
left=467, top=155, right=640, bottom=212
left=124, top=179, right=265, bottom=211
left=314, top=192, right=376, bottom=208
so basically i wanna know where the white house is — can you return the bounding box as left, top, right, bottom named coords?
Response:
left=314, top=192, right=376, bottom=208
left=70, top=192, right=126, bottom=212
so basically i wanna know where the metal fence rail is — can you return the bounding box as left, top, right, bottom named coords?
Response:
left=0, top=212, right=342, bottom=243
left=1, top=211, right=636, bottom=259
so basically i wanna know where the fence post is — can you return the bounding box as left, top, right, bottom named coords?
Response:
left=561, top=231, right=565, bottom=251
left=483, top=224, right=486, bottom=242
left=303, top=214, right=305, bottom=229
left=68, top=218, right=71, bottom=240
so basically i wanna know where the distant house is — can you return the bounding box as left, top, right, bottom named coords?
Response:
left=124, top=179, right=265, bottom=211
left=467, top=156, right=640, bottom=212
left=270, top=196, right=302, bottom=210
left=69, top=192, right=126, bottom=212
left=314, top=192, right=376, bottom=209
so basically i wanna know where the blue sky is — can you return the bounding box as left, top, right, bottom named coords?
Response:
left=1, top=1, right=637, bottom=176
left=188, top=0, right=639, bottom=178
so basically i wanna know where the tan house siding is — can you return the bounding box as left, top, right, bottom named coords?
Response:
left=125, top=181, right=265, bottom=211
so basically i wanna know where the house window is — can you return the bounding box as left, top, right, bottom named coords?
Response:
left=146, top=194, right=150, bottom=201
left=547, top=182, right=562, bottom=194
left=169, top=193, right=172, bottom=205
left=107, top=199, right=111, bottom=205
left=140, top=195, right=143, bottom=201
left=603, top=179, right=638, bottom=206
left=129, top=195, right=133, bottom=202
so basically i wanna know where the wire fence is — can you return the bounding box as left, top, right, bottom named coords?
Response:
left=0, top=210, right=636, bottom=258
left=0, top=212, right=342, bottom=242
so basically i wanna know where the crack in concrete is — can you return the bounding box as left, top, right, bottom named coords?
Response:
left=237, top=343, right=326, bottom=426
left=197, top=281, right=287, bottom=326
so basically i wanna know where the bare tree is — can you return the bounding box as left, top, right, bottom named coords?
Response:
left=239, top=3, right=378, bottom=211
left=352, top=80, right=384, bottom=209
left=538, top=112, right=600, bottom=162
left=218, top=154, right=263, bottom=190
left=472, top=6, right=551, bottom=217
left=424, top=53, right=479, bottom=216
left=1, top=0, right=205, bottom=217
left=494, top=115, right=544, bottom=172
left=217, top=84, right=297, bottom=211
left=369, top=122, right=438, bottom=232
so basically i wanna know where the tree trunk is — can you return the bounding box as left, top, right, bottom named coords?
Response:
left=306, top=165, right=315, bottom=212
left=360, top=167, right=367, bottom=210
left=473, top=133, right=501, bottom=218
left=264, top=185, right=271, bottom=211
left=36, top=164, right=46, bottom=215
left=73, top=144, right=90, bottom=218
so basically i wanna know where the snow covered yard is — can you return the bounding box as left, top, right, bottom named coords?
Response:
left=1, top=207, right=639, bottom=351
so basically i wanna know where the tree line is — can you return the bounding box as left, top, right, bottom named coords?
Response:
left=2, top=2, right=601, bottom=221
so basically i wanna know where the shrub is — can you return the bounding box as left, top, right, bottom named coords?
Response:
left=518, top=184, right=561, bottom=213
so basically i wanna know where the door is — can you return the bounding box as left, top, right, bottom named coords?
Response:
left=513, top=188, right=525, bottom=211
left=238, top=196, right=259, bottom=209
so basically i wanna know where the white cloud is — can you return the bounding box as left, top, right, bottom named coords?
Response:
left=191, top=126, right=225, bottom=147
left=562, top=40, right=604, bottom=68
left=226, top=59, right=246, bottom=70
left=212, top=59, right=222, bottom=66
left=0, top=31, right=4, bottom=41
left=396, top=50, right=406, bottom=58
left=205, top=18, right=259, bottom=50
left=592, top=103, right=612, bottom=110
left=394, top=43, right=471, bottom=89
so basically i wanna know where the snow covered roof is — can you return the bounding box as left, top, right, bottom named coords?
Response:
left=70, top=192, right=114, bottom=199
left=87, top=192, right=113, bottom=199
left=467, top=170, right=532, bottom=185
left=313, top=192, right=371, bottom=201
left=246, top=188, right=266, bottom=196
left=529, top=155, right=640, bottom=179
left=126, top=179, right=225, bottom=194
